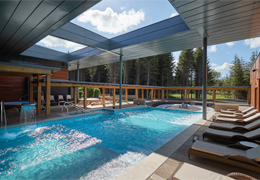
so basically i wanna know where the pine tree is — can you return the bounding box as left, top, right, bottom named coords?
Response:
left=174, top=49, right=194, bottom=87
left=248, top=50, right=259, bottom=68
left=230, top=55, right=246, bottom=99
left=93, top=65, right=107, bottom=82
left=192, top=47, right=215, bottom=98
left=157, top=53, right=175, bottom=86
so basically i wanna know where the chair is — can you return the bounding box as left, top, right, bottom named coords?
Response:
left=221, top=106, right=254, bottom=115
left=216, top=113, right=260, bottom=124
left=66, top=95, right=73, bottom=102
left=188, top=140, right=260, bottom=173
left=41, top=95, right=45, bottom=105
left=171, top=162, right=256, bottom=180
left=219, top=109, right=258, bottom=119
left=50, top=95, right=56, bottom=103
left=58, top=95, right=64, bottom=102
left=202, top=127, right=260, bottom=143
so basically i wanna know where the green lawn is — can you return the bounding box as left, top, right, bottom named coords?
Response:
left=168, top=93, right=231, bottom=99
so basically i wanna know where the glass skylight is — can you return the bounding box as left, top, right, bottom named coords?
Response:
left=70, top=0, right=178, bottom=38
left=36, top=35, right=87, bottom=53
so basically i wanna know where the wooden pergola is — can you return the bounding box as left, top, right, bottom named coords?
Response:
left=0, top=62, right=251, bottom=117
left=0, top=63, right=60, bottom=116
left=32, top=79, right=251, bottom=116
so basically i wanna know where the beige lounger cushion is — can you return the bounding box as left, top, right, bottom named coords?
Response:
left=217, top=113, right=260, bottom=123
left=242, top=106, right=255, bottom=114
left=191, top=140, right=246, bottom=157
left=220, top=109, right=235, bottom=114
left=217, top=117, right=239, bottom=122
left=219, top=114, right=237, bottom=118
left=173, top=163, right=234, bottom=180
left=243, top=109, right=258, bottom=118
left=244, top=113, right=260, bottom=123
left=219, top=109, right=258, bottom=119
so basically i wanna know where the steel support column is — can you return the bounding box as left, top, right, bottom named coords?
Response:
left=119, top=55, right=123, bottom=109
left=77, top=63, right=79, bottom=103
left=202, top=37, right=207, bottom=120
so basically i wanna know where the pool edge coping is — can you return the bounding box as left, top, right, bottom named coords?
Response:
left=116, top=110, right=216, bottom=180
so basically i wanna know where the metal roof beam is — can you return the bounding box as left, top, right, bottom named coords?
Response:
left=21, top=45, right=69, bottom=62
left=51, top=22, right=110, bottom=51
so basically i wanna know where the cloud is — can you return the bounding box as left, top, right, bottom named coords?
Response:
left=120, top=6, right=125, bottom=10
left=193, top=48, right=196, bottom=51
left=244, top=37, right=260, bottom=48
left=214, top=62, right=233, bottom=72
left=208, top=45, right=217, bottom=53
left=170, top=13, right=178, bottom=18
left=77, top=7, right=145, bottom=34
left=226, top=42, right=235, bottom=47
left=39, top=35, right=86, bottom=52
left=173, top=51, right=181, bottom=63
left=211, top=63, right=218, bottom=67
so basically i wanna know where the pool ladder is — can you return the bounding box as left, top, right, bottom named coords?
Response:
left=58, top=101, right=89, bottom=115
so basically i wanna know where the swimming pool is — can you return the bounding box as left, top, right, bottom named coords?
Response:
left=0, top=107, right=202, bottom=179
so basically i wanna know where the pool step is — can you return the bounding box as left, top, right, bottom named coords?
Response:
left=94, top=145, right=120, bottom=157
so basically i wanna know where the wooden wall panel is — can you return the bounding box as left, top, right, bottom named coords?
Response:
left=41, top=69, right=68, bottom=80
left=251, top=53, right=260, bottom=111
left=51, top=69, right=68, bottom=80
left=0, top=76, right=27, bottom=102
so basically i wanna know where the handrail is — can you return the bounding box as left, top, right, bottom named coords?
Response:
left=61, top=101, right=89, bottom=115
left=19, top=91, right=43, bottom=102
left=1, top=100, right=6, bottom=126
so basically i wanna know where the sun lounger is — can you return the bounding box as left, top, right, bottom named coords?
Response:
left=188, top=140, right=260, bottom=172
left=216, top=113, right=260, bottom=124
left=209, top=119, right=260, bottom=132
left=219, top=109, right=258, bottom=119
left=203, top=127, right=260, bottom=142
left=220, top=106, right=254, bottom=115
left=171, top=162, right=256, bottom=180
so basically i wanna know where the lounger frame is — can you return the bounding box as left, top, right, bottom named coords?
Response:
left=188, top=148, right=260, bottom=172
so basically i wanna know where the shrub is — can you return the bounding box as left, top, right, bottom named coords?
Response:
left=79, top=91, right=83, bottom=98
left=93, top=88, right=100, bottom=97
left=86, top=88, right=100, bottom=97
left=87, top=88, right=94, bottom=97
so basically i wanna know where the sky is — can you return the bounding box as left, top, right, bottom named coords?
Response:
left=36, top=0, right=260, bottom=78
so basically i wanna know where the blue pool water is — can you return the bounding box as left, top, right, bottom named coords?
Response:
left=0, top=107, right=201, bottom=180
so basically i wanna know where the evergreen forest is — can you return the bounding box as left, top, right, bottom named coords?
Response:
left=69, top=48, right=259, bottom=100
